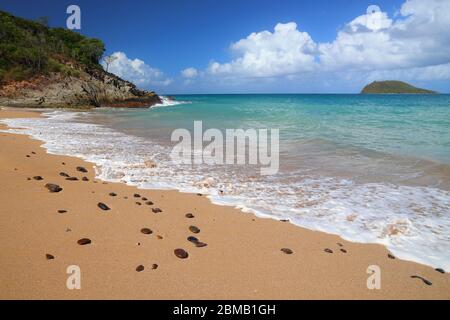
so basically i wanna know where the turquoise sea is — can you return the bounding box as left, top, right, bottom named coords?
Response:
left=2, top=94, right=450, bottom=269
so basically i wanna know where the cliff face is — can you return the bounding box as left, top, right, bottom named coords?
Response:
left=0, top=10, right=161, bottom=108
left=361, top=81, right=436, bottom=94
left=0, top=67, right=161, bottom=109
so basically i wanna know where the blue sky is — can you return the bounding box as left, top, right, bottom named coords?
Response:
left=1, top=0, right=449, bottom=93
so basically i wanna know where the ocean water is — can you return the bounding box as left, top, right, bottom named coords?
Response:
left=2, top=94, right=450, bottom=269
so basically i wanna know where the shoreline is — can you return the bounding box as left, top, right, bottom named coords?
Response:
left=0, top=108, right=449, bottom=299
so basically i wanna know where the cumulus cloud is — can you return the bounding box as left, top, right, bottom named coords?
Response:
left=181, top=67, right=198, bottom=78
left=207, top=22, right=317, bottom=77
left=201, top=0, right=450, bottom=84
left=319, top=0, right=450, bottom=71
left=101, top=52, right=172, bottom=87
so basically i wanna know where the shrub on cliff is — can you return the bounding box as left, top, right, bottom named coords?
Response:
left=0, top=10, right=105, bottom=83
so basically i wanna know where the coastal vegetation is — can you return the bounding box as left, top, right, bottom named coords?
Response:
left=361, top=80, right=436, bottom=94
left=0, top=10, right=104, bottom=83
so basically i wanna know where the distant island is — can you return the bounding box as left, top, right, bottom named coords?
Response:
left=361, top=80, right=437, bottom=94
left=0, top=11, right=161, bottom=108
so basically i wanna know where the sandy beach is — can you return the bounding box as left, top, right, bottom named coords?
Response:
left=0, top=108, right=449, bottom=300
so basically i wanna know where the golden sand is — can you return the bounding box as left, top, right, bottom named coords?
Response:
left=0, top=108, right=448, bottom=299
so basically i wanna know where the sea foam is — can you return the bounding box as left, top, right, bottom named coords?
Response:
left=2, top=110, right=449, bottom=270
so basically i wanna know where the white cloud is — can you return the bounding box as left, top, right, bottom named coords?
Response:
left=101, top=52, right=172, bottom=87
left=319, top=0, right=450, bottom=71
left=207, top=22, right=317, bottom=78
left=181, top=67, right=198, bottom=78
left=200, top=0, right=450, bottom=85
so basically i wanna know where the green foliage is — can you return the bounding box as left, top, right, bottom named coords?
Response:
left=361, top=81, right=436, bottom=94
left=0, top=10, right=105, bottom=83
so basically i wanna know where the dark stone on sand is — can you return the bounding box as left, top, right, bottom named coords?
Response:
left=136, top=265, right=145, bottom=272
left=185, top=213, right=195, bottom=218
left=195, top=242, right=207, bottom=247
left=45, top=183, right=62, bottom=193
left=145, top=201, right=154, bottom=205
left=187, top=236, right=199, bottom=243
left=189, top=226, right=200, bottom=234
left=33, top=176, right=43, bottom=180
left=98, top=202, right=110, bottom=210
left=57, top=210, right=67, bottom=213
left=27, top=177, right=31, bottom=180
left=62, top=162, right=66, bottom=165
left=76, top=166, right=88, bottom=173
left=152, top=208, right=162, bottom=213
left=136, top=202, right=142, bottom=205
left=151, top=264, right=158, bottom=270
left=156, top=235, right=163, bottom=240
left=337, top=243, right=343, bottom=247
left=141, top=228, right=153, bottom=235
left=134, top=193, right=141, bottom=198
left=46, top=254, right=54, bottom=260
left=123, top=196, right=128, bottom=199
left=388, top=253, right=396, bottom=259
left=109, top=192, right=117, bottom=197
left=197, top=193, right=202, bottom=196
left=410, top=275, right=432, bottom=286
left=77, top=238, right=91, bottom=245
left=281, top=248, right=293, bottom=254
left=435, top=268, right=445, bottom=274
left=174, top=248, right=189, bottom=259
left=340, top=249, right=347, bottom=253
left=31, top=151, right=36, bottom=154
left=142, top=197, right=148, bottom=201
left=26, top=155, right=30, bottom=158
left=82, top=177, right=89, bottom=181
left=324, top=248, right=333, bottom=254
left=65, top=177, right=78, bottom=181
left=280, top=219, right=289, bottom=222
left=59, top=172, right=70, bottom=177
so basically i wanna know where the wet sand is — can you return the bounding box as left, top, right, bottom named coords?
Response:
left=0, top=108, right=449, bottom=299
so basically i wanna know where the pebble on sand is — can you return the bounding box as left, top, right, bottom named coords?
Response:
left=152, top=208, right=162, bottom=213
left=145, top=201, right=154, bottom=205
left=281, top=248, right=293, bottom=254
left=141, top=228, right=153, bottom=235
left=174, top=248, right=189, bottom=259
left=45, top=183, right=62, bottom=193
left=134, top=193, right=141, bottom=198
left=185, top=213, right=195, bottom=218
left=195, top=242, right=207, bottom=248
left=324, top=248, right=333, bottom=254
left=136, top=265, right=145, bottom=272
left=59, top=172, right=70, bottom=177
left=388, top=253, right=396, bottom=259
left=98, top=202, right=110, bottom=210
left=76, top=166, right=88, bottom=173
left=77, top=238, right=91, bottom=245
left=32, top=176, right=43, bottom=180
left=46, top=254, right=55, bottom=260
left=410, top=275, right=432, bottom=286
left=135, top=202, right=142, bottom=205
left=57, top=210, right=67, bottom=213
left=189, top=226, right=200, bottom=234
left=109, top=192, right=117, bottom=197
left=435, top=268, right=445, bottom=274
left=187, top=236, right=199, bottom=243
left=82, top=177, right=89, bottom=181
left=340, top=249, right=347, bottom=253
left=141, top=197, right=148, bottom=201
left=151, top=264, right=158, bottom=270
left=65, top=177, right=78, bottom=181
